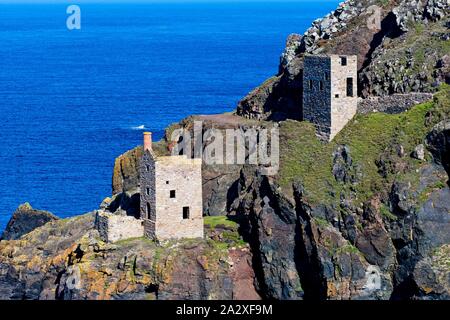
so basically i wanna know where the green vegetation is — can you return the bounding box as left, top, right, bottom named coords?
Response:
left=204, top=216, right=239, bottom=229
left=377, top=0, right=390, bottom=7
left=278, top=85, right=450, bottom=208
left=279, top=121, right=336, bottom=204
left=380, top=204, right=398, bottom=221
left=313, top=217, right=331, bottom=228
left=204, top=216, right=247, bottom=250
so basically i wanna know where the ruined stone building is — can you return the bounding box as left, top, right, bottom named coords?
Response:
left=140, top=132, right=203, bottom=241
left=303, top=54, right=358, bottom=141
left=96, top=132, right=203, bottom=243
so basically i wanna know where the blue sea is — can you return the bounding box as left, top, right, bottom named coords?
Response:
left=0, top=1, right=339, bottom=231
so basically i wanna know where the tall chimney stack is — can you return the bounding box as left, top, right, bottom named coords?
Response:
left=143, top=132, right=152, bottom=152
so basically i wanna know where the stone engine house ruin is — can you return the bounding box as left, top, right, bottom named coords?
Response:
left=303, top=54, right=358, bottom=141
left=140, top=132, right=203, bottom=241
left=96, top=132, right=203, bottom=243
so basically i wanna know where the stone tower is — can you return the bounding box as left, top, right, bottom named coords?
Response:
left=140, top=132, right=203, bottom=241
left=303, top=54, right=358, bottom=141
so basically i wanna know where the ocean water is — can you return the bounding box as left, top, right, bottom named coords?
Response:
left=0, top=1, right=339, bottom=231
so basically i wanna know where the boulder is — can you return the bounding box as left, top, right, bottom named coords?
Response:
left=412, top=144, right=426, bottom=161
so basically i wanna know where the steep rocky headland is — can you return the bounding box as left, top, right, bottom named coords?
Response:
left=0, top=0, right=449, bottom=300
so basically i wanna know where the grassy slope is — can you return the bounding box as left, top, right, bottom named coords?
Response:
left=278, top=85, right=450, bottom=206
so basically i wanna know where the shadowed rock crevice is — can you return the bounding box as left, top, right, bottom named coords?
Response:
left=107, top=192, right=141, bottom=219
left=293, top=185, right=327, bottom=301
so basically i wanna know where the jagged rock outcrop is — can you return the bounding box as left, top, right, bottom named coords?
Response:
left=112, top=146, right=143, bottom=195
left=229, top=168, right=395, bottom=300
left=1, top=203, right=58, bottom=241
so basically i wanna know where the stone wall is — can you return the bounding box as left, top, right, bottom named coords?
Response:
left=96, top=211, right=144, bottom=243
left=154, top=156, right=204, bottom=240
left=303, top=55, right=332, bottom=138
left=330, top=55, right=358, bottom=140
left=357, top=93, right=433, bottom=115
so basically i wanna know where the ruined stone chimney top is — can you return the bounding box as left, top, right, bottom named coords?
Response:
left=143, top=132, right=152, bottom=152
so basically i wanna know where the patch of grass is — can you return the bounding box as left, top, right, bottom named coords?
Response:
left=380, top=204, right=397, bottom=221
left=114, top=237, right=152, bottom=246
left=414, top=22, right=425, bottom=35
left=208, top=240, right=229, bottom=251
left=313, top=217, right=330, bottom=228
left=279, top=120, right=336, bottom=204
left=336, top=244, right=360, bottom=255
left=221, top=231, right=247, bottom=248
left=417, top=179, right=449, bottom=205
left=204, top=216, right=247, bottom=251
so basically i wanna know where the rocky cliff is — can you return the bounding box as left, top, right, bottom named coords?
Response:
left=230, top=86, right=450, bottom=300
left=0, top=212, right=259, bottom=300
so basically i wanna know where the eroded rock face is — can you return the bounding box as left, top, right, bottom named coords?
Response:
left=357, top=93, right=433, bottom=115
left=112, top=146, right=143, bottom=195
left=231, top=170, right=304, bottom=300
left=1, top=203, right=58, bottom=241
left=230, top=169, right=396, bottom=300
left=0, top=212, right=259, bottom=300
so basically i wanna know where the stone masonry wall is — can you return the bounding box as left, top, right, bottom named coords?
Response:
left=96, top=211, right=144, bottom=243
left=303, top=55, right=332, bottom=139
left=330, top=55, right=358, bottom=140
left=154, top=156, right=203, bottom=240
left=357, top=93, right=433, bottom=115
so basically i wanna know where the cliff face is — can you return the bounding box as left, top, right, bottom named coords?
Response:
left=0, top=213, right=259, bottom=300
left=237, top=0, right=450, bottom=120
left=112, top=146, right=143, bottom=196
left=230, top=87, right=450, bottom=300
